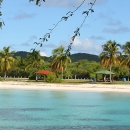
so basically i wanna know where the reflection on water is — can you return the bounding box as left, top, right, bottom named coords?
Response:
left=0, top=90, right=130, bottom=129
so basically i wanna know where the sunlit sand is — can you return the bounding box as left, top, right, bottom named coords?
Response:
left=0, top=81, right=129, bottom=93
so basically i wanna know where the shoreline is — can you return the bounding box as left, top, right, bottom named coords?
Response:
left=0, top=81, right=130, bottom=93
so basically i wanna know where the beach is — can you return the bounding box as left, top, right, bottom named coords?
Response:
left=0, top=81, right=129, bottom=93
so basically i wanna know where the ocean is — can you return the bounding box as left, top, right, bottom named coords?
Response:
left=0, top=89, right=130, bottom=130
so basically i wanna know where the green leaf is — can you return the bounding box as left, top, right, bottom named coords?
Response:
left=61, top=16, right=68, bottom=21
left=40, top=43, right=42, bottom=47
left=0, top=22, right=2, bottom=28
left=82, top=11, right=89, bottom=16
left=89, top=9, right=94, bottom=13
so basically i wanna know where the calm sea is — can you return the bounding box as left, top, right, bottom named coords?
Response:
left=0, top=89, right=130, bottom=130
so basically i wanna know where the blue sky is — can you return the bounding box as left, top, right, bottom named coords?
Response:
left=0, top=0, right=130, bottom=56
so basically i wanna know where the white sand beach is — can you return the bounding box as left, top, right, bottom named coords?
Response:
left=0, top=81, right=129, bottom=93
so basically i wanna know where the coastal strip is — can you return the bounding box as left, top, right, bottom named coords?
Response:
left=0, top=81, right=129, bottom=93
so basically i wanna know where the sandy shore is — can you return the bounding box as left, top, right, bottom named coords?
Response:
left=0, top=81, right=129, bottom=93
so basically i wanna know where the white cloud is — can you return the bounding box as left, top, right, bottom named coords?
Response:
left=40, top=51, right=47, bottom=56
left=71, top=37, right=102, bottom=54
left=60, top=37, right=102, bottom=55
left=42, top=0, right=107, bottom=8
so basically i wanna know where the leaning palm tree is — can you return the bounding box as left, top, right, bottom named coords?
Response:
left=52, top=45, right=65, bottom=57
left=51, top=46, right=71, bottom=79
left=99, top=40, right=121, bottom=82
left=120, top=42, right=130, bottom=81
left=51, top=54, right=71, bottom=73
left=25, top=50, right=44, bottom=80
left=0, top=46, right=15, bottom=80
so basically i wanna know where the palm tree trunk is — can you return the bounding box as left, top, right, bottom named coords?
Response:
left=36, top=74, right=38, bottom=81
left=4, top=71, right=6, bottom=80
left=110, top=63, right=112, bottom=83
left=128, top=67, right=130, bottom=81
left=4, top=61, right=7, bottom=80
left=62, top=67, right=63, bottom=80
left=36, top=66, right=38, bottom=81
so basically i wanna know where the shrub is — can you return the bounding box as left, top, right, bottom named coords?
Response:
left=56, top=75, right=63, bottom=83
left=0, top=77, right=4, bottom=81
left=28, top=72, right=36, bottom=80
left=46, top=74, right=57, bottom=83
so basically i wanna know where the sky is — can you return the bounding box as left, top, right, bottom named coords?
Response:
left=0, top=0, right=130, bottom=57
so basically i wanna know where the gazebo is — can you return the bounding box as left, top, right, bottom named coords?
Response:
left=35, top=70, right=54, bottom=80
left=94, top=70, right=115, bottom=82
left=35, top=70, right=53, bottom=75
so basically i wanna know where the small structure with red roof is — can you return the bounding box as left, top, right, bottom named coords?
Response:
left=35, top=70, right=54, bottom=81
left=35, top=70, right=53, bottom=75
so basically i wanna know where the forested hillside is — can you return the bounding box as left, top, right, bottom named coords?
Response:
left=14, top=51, right=100, bottom=62
left=70, top=53, right=100, bottom=62
left=14, top=51, right=28, bottom=58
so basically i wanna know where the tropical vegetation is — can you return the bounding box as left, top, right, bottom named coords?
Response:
left=120, top=42, right=130, bottom=81
left=51, top=46, right=71, bottom=79
left=0, top=42, right=129, bottom=82
left=0, top=46, right=15, bottom=80
left=99, top=40, right=121, bottom=82
left=25, top=50, right=44, bottom=80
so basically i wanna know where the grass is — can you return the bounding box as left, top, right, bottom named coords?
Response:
left=94, top=81, right=130, bottom=85
left=1, top=78, right=130, bottom=85
left=64, top=79, right=130, bottom=84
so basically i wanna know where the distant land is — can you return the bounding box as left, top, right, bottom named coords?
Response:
left=14, top=51, right=100, bottom=62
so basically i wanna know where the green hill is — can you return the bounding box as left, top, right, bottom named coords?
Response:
left=14, top=51, right=100, bottom=62
left=70, top=53, right=100, bottom=62
left=14, top=51, right=29, bottom=58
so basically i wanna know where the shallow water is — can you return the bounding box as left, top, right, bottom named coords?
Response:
left=0, top=89, right=130, bottom=130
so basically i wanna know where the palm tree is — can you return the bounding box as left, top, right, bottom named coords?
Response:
left=52, top=45, right=64, bottom=57
left=64, top=69, right=72, bottom=79
left=120, top=42, right=130, bottom=81
left=51, top=46, right=71, bottom=79
left=25, top=50, right=44, bottom=80
left=51, top=54, right=71, bottom=72
left=0, top=46, right=15, bottom=80
left=99, top=40, right=121, bottom=82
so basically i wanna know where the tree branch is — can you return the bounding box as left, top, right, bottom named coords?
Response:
left=31, top=0, right=88, bottom=51
left=65, top=0, right=96, bottom=56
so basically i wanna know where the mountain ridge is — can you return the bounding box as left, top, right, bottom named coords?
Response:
left=14, top=51, right=100, bottom=62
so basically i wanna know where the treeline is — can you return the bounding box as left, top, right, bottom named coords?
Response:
left=0, top=58, right=128, bottom=80
left=0, top=45, right=129, bottom=81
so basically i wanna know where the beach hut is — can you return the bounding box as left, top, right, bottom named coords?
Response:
left=35, top=70, right=54, bottom=80
left=36, top=70, right=53, bottom=75
left=94, top=70, right=115, bottom=82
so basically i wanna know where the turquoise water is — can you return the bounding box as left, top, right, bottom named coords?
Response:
left=0, top=89, right=130, bottom=130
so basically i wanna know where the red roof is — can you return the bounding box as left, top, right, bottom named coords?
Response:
left=35, top=70, right=53, bottom=75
